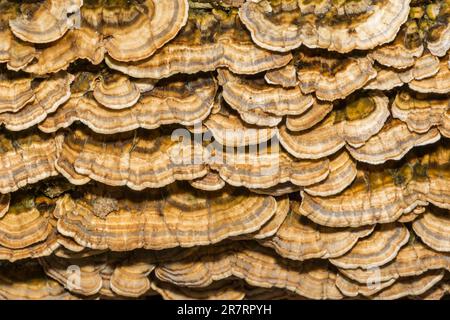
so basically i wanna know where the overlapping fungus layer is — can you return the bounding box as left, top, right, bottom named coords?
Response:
left=0, top=0, right=448, bottom=300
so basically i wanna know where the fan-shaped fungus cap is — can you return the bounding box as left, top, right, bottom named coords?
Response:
left=55, top=183, right=277, bottom=250
left=370, top=20, right=424, bottom=69
left=204, top=107, right=277, bottom=147
left=0, top=70, right=34, bottom=113
left=413, top=207, right=450, bottom=252
left=0, top=72, right=74, bottom=131
left=88, top=0, right=189, bottom=62
left=9, top=0, right=83, bottom=44
left=209, top=142, right=330, bottom=189
left=0, top=3, right=37, bottom=70
left=330, top=223, right=410, bottom=269
left=151, top=279, right=245, bottom=300
left=278, top=93, right=389, bottom=159
left=391, top=90, right=449, bottom=134
left=218, top=69, right=314, bottom=118
left=93, top=72, right=140, bottom=110
left=285, top=100, right=333, bottom=132
left=110, top=252, right=155, bottom=298
left=426, top=1, right=450, bottom=57
left=0, top=261, right=77, bottom=300
left=238, top=0, right=410, bottom=53
left=55, top=127, right=208, bottom=189
left=0, top=130, right=60, bottom=194
left=0, top=193, right=59, bottom=262
left=295, top=50, right=376, bottom=101
left=409, top=55, right=450, bottom=93
left=38, top=252, right=113, bottom=296
left=189, top=172, right=226, bottom=191
left=300, top=143, right=449, bottom=227
left=155, top=241, right=343, bottom=299
left=105, top=8, right=292, bottom=79
left=372, top=270, right=444, bottom=300
left=303, top=150, right=357, bottom=197
left=261, top=203, right=374, bottom=261
left=39, top=74, right=217, bottom=134
left=346, top=119, right=441, bottom=165
left=264, top=65, right=299, bottom=88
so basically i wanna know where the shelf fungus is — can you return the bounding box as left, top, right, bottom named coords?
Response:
left=218, top=69, right=314, bottom=123
left=260, top=205, right=375, bottom=261
left=0, top=261, right=77, bottom=300
left=54, top=183, right=278, bottom=250
left=208, top=142, right=331, bottom=189
left=371, top=270, right=445, bottom=300
left=409, top=55, right=450, bottom=93
left=238, top=0, right=410, bottom=53
left=151, top=279, right=246, bottom=300
left=155, top=241, right=343, bottom=299
left=0, top=193, right=59, bottom=262
left=338, top=241, right=450, bottom=285
left=109, top=252, right=156, bottom=298
left=299, top=144, right=450, bottom=227
left=9, top=0, right=83, bottom=44
left=412, top=207, right=450, bottom=252
left=0, top=70, right=34, bottom=114
left=364, top=53, right=440, bottom=90
left=278, top=93, right=389, bottom=159
left=82, top=0, right=188, bottom=62
left=264, top=64, right=298, bottom=88
left=303, top=150, right=357, bottom=197
left=0, top=130, right=61, bottom=194
left=189, top=172, right=226, bottom=191
left=285, top=100, right=334, bottom=132
left=0, top=72, right=74, bottom=131
left=295, top=50, right=377, bottom=101
left=369, top=20, right=424, bottom=69
left=426, top=1, right=450, bottom=57
left=0, top=0, right=448, bottom=301
left=391, top=90, right=450, bottom=137
left=346, top=119, right=441, bottom=165
left=0, top=2, right=37, bottom=71
left=39, top=74, right=217, bottom=134
left=39, top=252, right=119, bottom=297
left=329, top=223, right=410, bottom=270
left=204, top=107, right=277, bottom=147
left=55, top=127, right=208, bottom=189
left=105, top=9, right=292, bottom=79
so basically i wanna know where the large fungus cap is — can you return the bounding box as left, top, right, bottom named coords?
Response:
left=329, top=223, right=410, bottom=270
left=0, top=129, right=60, bottom=194
left=409, top=55, right=450, bottom=93
left=55, top=127, right=208, bottom=189
left=9, top=0, right=83, bottom=44
left=0, top=261, right=77, bottom=300
left=40, top=74, right=217, bottom=134
left=105, top=8, right=292, bottom=79
left=151, top=279, right=245, bottom=300
left=346, top=118, right=441, bottom=165
left=238, top=0, right=410, bottom=53
left=55, top=183, right=278, bottom=250
left=155, top=241, right=343, bottom=299
left=278, top=92, right=389, bottom=159
left=261, top=203, right=374, bottom=261
left=339, top=241, right=450, bottom=284
left=391, top=89, right=449, bottom=134
left=295, top=50, right=377, bottom=101
left=413, top=207, right=450, bottom=252
left=0, top=72, right=74, bottom=131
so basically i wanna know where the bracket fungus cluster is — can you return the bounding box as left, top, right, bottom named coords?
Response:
left=0, top=0, right=448, bottom=300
